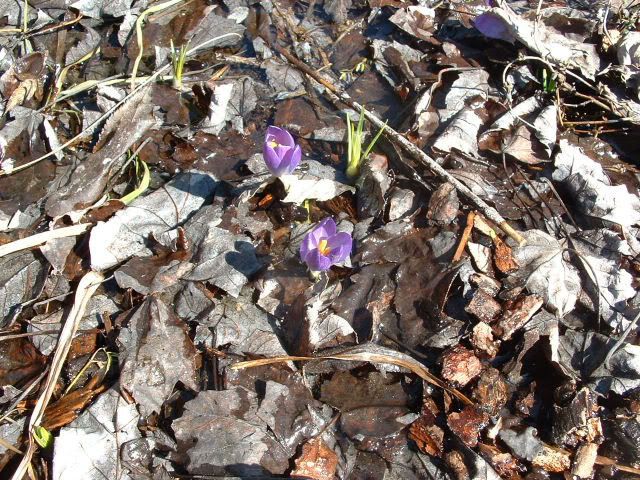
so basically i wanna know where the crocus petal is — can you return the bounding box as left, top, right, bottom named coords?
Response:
left=263, top=144, right=283, bottom=175
left=315, top=217, right=336, bottom=238
left=274, top=144, right=292, bottom=159
left=267, top=126, right=295, bottom=148
left=304, top=249, right=333, bottom=272
left=282, top=144, right=302, bottom=174
left=300, top=232, right=315, bottom=262
left=326, top=232, right=352, bottom=264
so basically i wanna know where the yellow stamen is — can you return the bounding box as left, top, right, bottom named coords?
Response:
left=318, top=239, right=331, bottom=255
left=269, top=140, right=280, bottom=148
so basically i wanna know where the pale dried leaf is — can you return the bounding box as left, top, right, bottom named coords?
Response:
left=280, top=160, right=354, bottom=204
left=507, top=229, right=580, bottom=317
left=52, top=388, right=140, bottom=480
left=119, top=297, right=200, bottom=417
left=476, top=6, right=599, bottom=78
left=90, top=171, right=218, bottom=271
left=553, top=140, right=640, bottom=227
left=432, top=108, right=482, bottom=156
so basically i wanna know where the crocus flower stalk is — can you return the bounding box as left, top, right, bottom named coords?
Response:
left=300, top=218, right=352, bottom=272
left=263, top=126, right=302, bottom=176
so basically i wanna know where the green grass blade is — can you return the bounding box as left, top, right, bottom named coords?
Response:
left=362, top=121, right=387, bottom=159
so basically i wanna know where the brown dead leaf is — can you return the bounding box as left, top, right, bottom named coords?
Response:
left=478, top=443, right=522, bottom=479
left=0, top=52, right=45, bottom=101
left=5, top=78, right=38, bottom=113
left=493, top=236, right=519, bottom=273
left=0, top=332, right=46, bottom=387
left=409, top=416, right=444, bottom=457
left=42, top=372, right=108, bottom=430
left=291, top=437, right=338, bottom=480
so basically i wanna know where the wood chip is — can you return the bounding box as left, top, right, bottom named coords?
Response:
left=291, top=437, right=338, bottom=480
left=572, top=443, right=598, bottom=479
left=441, top=345, right=482, bottom=387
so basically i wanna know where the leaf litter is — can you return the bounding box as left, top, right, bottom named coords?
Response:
left=1, top=0, right=640, bottom=479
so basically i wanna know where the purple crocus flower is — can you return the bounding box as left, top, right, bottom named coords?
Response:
left=300, top=218, right=352, bottom=272
left=263, top=126, right=302, bottom=176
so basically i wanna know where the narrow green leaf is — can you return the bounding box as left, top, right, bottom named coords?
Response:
left=120, top=158, right=150, bottom=205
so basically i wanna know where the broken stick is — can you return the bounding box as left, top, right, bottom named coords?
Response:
left=273, top=44, right=526, bottom=246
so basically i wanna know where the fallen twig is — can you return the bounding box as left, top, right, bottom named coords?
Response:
left=452, top=211, right=476, bottom=262
left=0, top=223, right=91, bottom=258
left=232, top=347, right=474, bottom=406
left=271, top=43, right=526, bottom=245
left=10, top=271, right=104, bottom=480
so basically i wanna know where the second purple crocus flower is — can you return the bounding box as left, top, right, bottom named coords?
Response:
left=263, top=126, right=302, bottom=176
left=300, top=218, right=352, bottom=272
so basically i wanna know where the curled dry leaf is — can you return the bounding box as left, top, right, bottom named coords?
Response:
left=553, top=140, right=640, bottom=227
left=5, top=78, right=38, bottom=113
left=409, top=416, right=444, bottom=457
left=388, top=6, right=436, bottom=42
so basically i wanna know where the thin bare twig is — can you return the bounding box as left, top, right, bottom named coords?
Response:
left=603, top=309, right=640, bottom=370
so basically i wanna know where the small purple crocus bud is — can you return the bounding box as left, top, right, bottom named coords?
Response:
left=474, top=12, right=514, bottom=43
left=263, top=126, right=302, bottom=176
left=300, top=218, right=352, bottom=272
